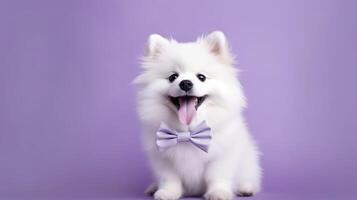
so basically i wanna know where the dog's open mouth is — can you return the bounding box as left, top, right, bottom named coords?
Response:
left=169, top=95, right=207, bottom=125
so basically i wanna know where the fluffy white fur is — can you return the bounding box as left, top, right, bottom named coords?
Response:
left=134, top=31, right=261, bottom=200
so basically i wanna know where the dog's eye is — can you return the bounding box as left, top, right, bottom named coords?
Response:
left=196, top=73, right=206, bottom=82
left=168, top=73, right=179, bottom=83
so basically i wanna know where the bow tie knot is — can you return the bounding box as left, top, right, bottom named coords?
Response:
left=177, top=132, right=191, bottom=142
left=156, top=121, right=212, bottom=153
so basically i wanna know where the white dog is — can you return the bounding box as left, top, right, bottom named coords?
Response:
left=134, top=31, right=261, bottom=200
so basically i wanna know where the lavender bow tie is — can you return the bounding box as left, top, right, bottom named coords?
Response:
left=156, top=121, right=212, bottom=152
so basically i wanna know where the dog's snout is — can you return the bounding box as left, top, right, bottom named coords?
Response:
left=179, top=80, right=193, bottom=92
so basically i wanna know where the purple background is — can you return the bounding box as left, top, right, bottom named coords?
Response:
left=1, top=0, right=357, bottom=199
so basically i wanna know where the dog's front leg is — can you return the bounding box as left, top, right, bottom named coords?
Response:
left=151, top=156, right=183, bottom=200
left=154, top=175, right=182, bottom=200
left=204, top=158, right=235, bottom=200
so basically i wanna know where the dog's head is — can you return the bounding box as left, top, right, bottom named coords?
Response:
left=135, top=31, right=246, bottom=128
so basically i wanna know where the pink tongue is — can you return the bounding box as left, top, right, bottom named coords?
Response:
left=178, top=97, right=197, bottom=125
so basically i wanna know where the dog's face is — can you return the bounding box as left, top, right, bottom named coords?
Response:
left=135, top=31, right=246, bottom=128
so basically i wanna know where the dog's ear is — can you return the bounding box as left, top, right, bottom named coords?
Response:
left=201, top=31, right=234, bottom=65
left=145, top=34, right=169, bottom=57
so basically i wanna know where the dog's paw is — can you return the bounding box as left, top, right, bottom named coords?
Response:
left=204, top=188, right=234, bottom=200
left=237, top=182, right=259, bottom=197
left=145, top=183, right=158, bottom=196
left=154, top=189, right=181, bottom=200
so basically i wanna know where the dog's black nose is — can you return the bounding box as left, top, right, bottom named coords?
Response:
left=179, top=80, right=193, bottom=92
